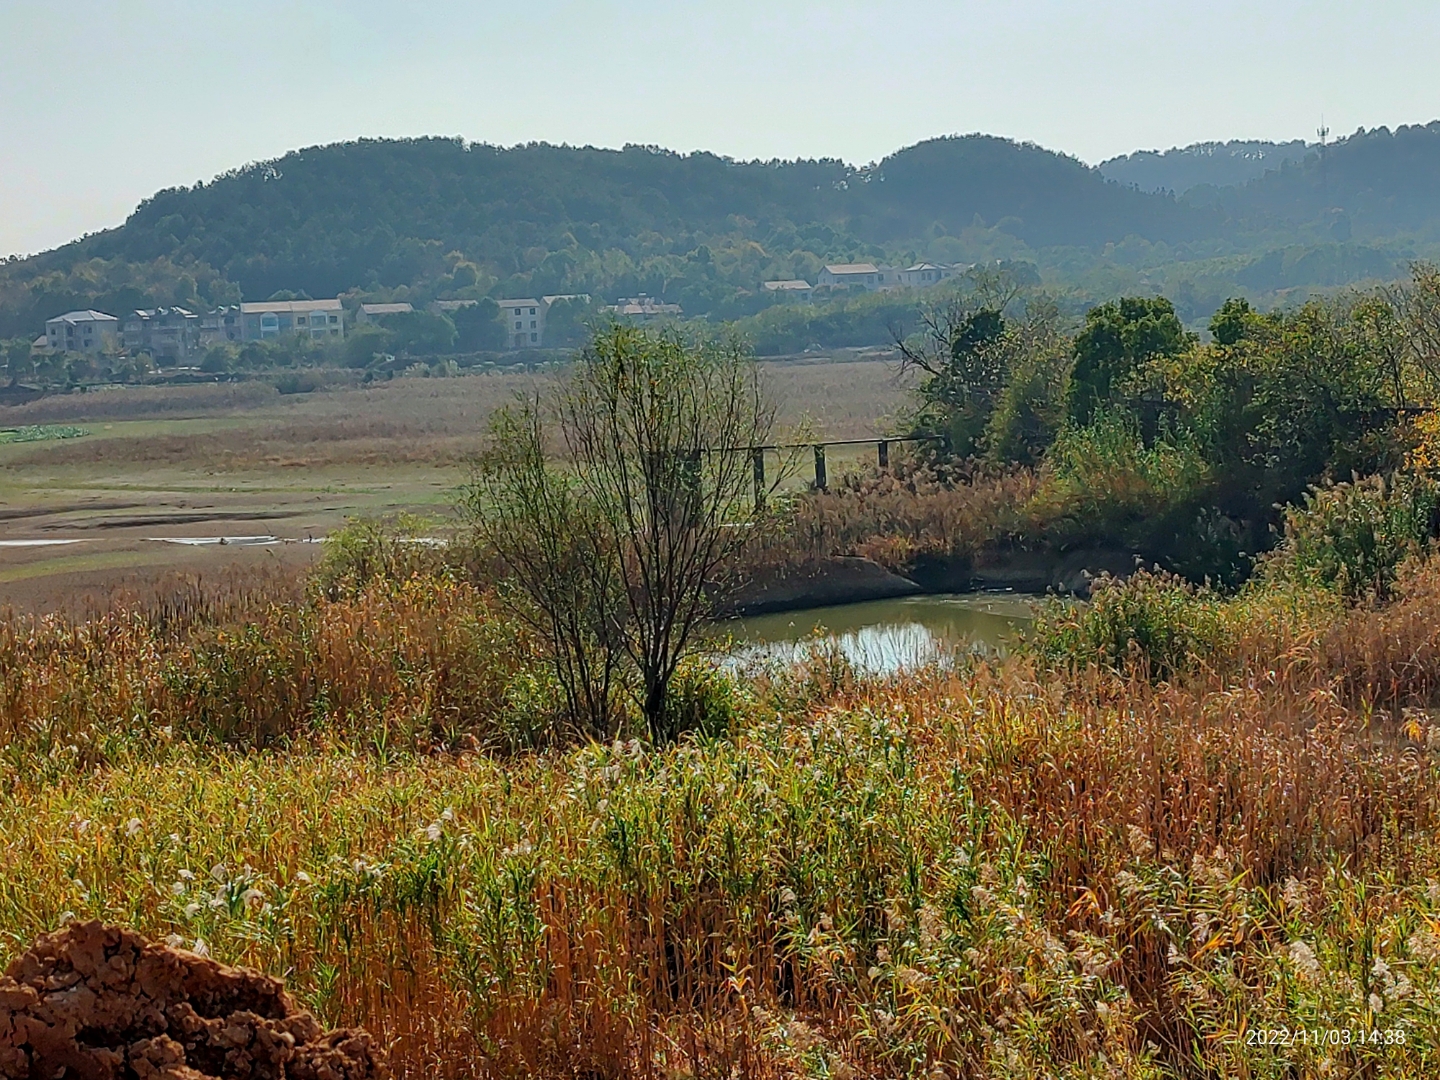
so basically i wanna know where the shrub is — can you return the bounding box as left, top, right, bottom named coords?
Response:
left=661, top=656, right=745, bottom=739
left=314, top=514, right=455, bottom=598
left=1258, top=472, right=1440, bottom=600
left=1030, top=408, right=1210, bottom=546
left=1031, top=568, right=1228, bottom=677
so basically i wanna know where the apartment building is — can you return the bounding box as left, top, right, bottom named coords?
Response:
left=239, top=299, right=345, bottom=342
left=199, top=305, right=242, bottom=347
left=44, top=310, right=120, bottom=355
left=122, top=307, right=201, bottom=362
left=500, top=298, right=545, bottom=348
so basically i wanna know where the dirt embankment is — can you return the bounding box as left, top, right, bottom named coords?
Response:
left=0, top=922, right=382, bottom=1080
left=723, top=547, right=1139, bottom=615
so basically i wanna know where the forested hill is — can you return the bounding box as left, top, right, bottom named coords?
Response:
left=1217, top=122, right=1440, bottom=234
left=4, top=124, right=1440, bottom=343
left=0, top=135, right=1199, bottom=337
left=1099, top=140, right=1311, bottom=195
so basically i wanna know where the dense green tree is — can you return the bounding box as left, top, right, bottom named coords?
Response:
left=542, top=297, right=602, bottom=349
left=1066, top=297, right=1195, bottom=425
left=343, top=327, right=394, bottom=368
left=3, top=338, right=33, bottom=384
left=379, top=310, right=456, bottom=356
left=452, top=299, right=504, bottom=351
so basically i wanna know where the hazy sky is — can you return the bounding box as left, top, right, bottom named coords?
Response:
left=3, top=0, right=1439, bottom=258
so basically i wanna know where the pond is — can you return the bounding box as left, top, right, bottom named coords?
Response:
left=714, top=593, right=1040, bottom=676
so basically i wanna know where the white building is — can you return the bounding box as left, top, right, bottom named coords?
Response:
left=762, top=279, right=814, bottom=300
left=356, top=302, right=414, bottom=325
left=895, top=263, right=955, bottom=288
left=500, top=298, right=545, bottom=348
left=818, top=263, right=882, bottom=291
left=239, top=299, right=344, bottom=342
left=45, top=310, right=120, bottom=355
left=818, top=262, right=958, bottom=293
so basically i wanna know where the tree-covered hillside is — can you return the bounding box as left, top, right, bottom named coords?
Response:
left=1099, top=139, right=1311, bottom=194
left=4, top=124, right=1440, bottom=346
left=0, top=135, right=1197, bottom=339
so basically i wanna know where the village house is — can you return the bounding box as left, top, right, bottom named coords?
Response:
left=817, top=263, right=882, bottom=290
left=500, top=298, right=545, bottom=348
left=356, top=302, right=414, bottom=324
left=122, top=308, right=201, bottom=363
left=45, top=310, right=120, bottom=355
left=606, top=295, right=682, bottom=324
left=762, top=279, right=814, bottom=300
left=239, top=299, right=344, bottom=342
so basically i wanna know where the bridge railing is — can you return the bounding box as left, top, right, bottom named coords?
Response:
left=718, top=434, right=946, bottom=507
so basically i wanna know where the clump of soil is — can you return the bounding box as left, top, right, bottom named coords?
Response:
left=0, top=922, right=383, bottom=1080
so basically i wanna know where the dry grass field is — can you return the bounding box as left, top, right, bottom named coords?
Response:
left=0, top=357, right=908, bottom=612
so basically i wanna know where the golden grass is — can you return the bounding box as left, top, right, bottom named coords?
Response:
left=4, top=564, right=1440, bottom=1075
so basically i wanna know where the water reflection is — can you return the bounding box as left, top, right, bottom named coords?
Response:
left=715, top=593, right=1037, bottom=676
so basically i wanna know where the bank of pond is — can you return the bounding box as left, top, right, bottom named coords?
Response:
left=714, top=592, right=1036, bottom=675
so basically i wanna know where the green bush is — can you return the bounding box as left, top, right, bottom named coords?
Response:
left=661, top=657, right=745, bottom=740
left=314, top=514, right=455, bottom=597
left=1032, top=408, right=1210, bottom=544
left=1030, top=568, right=1228, bottom=677
left=1259, top=473, right=1440, bottom=600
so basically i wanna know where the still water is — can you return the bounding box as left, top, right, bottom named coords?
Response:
left=715, top=593, right=1038, bottom=676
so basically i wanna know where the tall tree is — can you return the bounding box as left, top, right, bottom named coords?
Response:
left=470, top=324, right=778, bottom=742
left=1066, top=296, right=1195, bottom=426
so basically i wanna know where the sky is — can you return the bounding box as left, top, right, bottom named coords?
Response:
left=3, top=0, right=1440, bottom=258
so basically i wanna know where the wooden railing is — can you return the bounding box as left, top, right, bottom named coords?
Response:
left=738, top=435, right=947, bottom=506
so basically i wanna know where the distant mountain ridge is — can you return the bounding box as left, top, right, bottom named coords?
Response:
left=1100, top=139, right=1312, bottom=194
left=3, top=123, right=1440, bottom=343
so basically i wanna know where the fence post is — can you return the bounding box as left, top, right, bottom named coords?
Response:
left=752, top=448, right=766, bottom=510
left=813, top=444, right=827, bottom=491
left=877, top=439, right=889, bottom=468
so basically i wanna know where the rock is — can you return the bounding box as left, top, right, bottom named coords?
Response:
left=0, top=922, right=383, bottom=1080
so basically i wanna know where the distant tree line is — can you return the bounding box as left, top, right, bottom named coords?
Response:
left=6, top=125, right=1440, bottom=348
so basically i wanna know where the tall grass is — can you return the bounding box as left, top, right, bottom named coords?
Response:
left=4, top=561, right=1440, bottom=1075
left=0, top=574, right=547, bottom=775
left=749, top=460, right=1040, bottom=574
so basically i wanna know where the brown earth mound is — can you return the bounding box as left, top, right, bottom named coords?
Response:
left=0, top=922, right=383, bottom=1080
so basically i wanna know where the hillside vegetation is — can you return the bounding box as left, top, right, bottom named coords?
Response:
left=6, top=124, right=1440, bottom=347
left=1099, top=139, right=1311, bottom=194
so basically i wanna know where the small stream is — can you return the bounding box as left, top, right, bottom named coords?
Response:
left=714, top=593, right=1039, bottom=676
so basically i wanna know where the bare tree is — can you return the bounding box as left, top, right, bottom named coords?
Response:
left=471, top=324, right=779, bottom=743
left=470, top=398, right=628, bottom=741
left=891, top=265, right=1061, bottom=457
left=1382, top=262, right=1440, bottom=402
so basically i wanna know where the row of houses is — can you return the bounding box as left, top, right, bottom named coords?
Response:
left=762, top=261, right=961, bottom=299
left=39, top=263, right=950, bottom=362
left=40, top=299, right=346, bottom=363
left=37, top=294, right=607, bottom=360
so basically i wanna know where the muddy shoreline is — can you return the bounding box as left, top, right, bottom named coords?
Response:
left=722, top=548, right=1137, bottom=616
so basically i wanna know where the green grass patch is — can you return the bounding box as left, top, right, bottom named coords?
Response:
left=0, top=424, right=88, bottom=444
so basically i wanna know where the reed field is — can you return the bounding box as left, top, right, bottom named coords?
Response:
left=4, top=538, right=1440, bottom=1078
left=9, top=302, right=1440, bottom=1077
left=0, top=358, right=906, bottom=613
